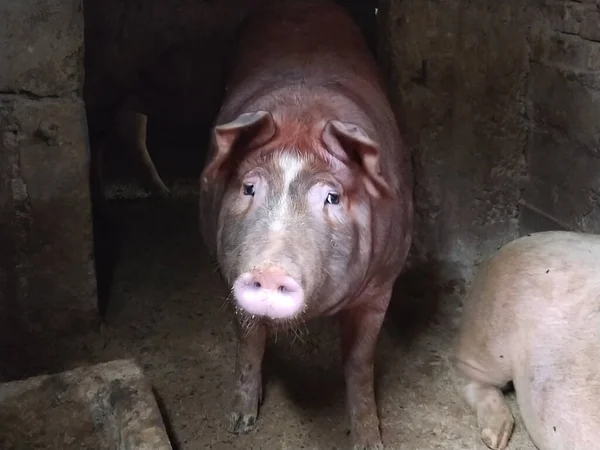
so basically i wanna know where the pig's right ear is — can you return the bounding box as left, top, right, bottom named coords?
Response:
left=201, top=111, right=276, bottom=189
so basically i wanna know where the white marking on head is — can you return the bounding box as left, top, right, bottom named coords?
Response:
left=279, top=152, right=303, bottom=188
left=268, top=153, right=304, bottom=231
left=270, top=220, right=283, bottom=231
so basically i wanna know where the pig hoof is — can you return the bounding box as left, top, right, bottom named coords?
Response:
left=479, top=417, right=514, bottom=450
left=229, top=412, right=256, bottom=434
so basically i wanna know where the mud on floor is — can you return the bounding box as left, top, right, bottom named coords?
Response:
left=42, top=195, right=536, bottom=450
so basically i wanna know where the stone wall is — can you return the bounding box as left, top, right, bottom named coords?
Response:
left=379, top=0, right=600, bottom=287
left=0, top=0, right=97, bottom=377
left=520, top=1, right=600, bottom=233
left=379, top=0, right=531, bottom=285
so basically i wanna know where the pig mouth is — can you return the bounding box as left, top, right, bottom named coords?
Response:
left=232, top=302, right=309, bottom=332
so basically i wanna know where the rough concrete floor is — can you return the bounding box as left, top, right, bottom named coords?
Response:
left=58, top=186, right=535, bottom=450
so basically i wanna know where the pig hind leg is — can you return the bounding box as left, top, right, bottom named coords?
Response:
left=114, top=107, right=170, bottom=197
left=230, top=321, right=268, bottom=434
left=340, top=295, right=391, bottom=450
left=451, top=346, right=514, bottom=449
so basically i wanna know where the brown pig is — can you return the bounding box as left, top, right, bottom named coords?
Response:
left=451, top=231, right=600, bottom=450
left=198, top=0, right=413, bottom=448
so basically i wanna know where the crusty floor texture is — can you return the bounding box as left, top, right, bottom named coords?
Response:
left=68, top=192, right=536, bottom=450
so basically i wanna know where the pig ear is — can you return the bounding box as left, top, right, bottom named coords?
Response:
left=201, top=111, right=276, bottom=188
left=322, top=120, right=394, bottom=199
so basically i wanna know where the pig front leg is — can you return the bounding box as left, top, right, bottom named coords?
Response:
left=230, top=321, right=268, bottom=434
left=340, top=296, right=390, bottom=450
left=451, top=357, right=514, bottom=450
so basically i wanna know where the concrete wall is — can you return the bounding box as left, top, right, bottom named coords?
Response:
left=521, top=1, right=600, bottom=233
left=379, top=0, right=600, bottom=287
left=0, top=0, right=97, bottom=377
left=379, top=0, right=530, bottom=286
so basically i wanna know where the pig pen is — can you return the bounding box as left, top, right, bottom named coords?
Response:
left=1, top=0, right=599, bottom=449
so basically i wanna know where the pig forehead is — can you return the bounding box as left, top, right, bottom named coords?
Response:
left=277, top=152, right=305, bottom=185
left=250, top=150, right=332, bottom=186
left=275, top=151, right=338, bottom=191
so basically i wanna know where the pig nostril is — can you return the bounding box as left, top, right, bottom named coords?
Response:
left=233, top=271, right=304, bottom=319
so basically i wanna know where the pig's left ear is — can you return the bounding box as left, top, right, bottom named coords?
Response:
left=322, top=120, right=394, bottom=199
left=201, top=111, right=276, bottom=188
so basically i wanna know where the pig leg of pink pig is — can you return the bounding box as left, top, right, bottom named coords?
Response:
left=230, top=321, right=268, bottom=434
left=451, top=356, right=515, bottom=450
left=339, top=296, right=390, bottom=450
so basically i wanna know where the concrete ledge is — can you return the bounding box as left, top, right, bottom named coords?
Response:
left=0, top=95, right=97, bottom=340
left=0, top=359, right=173, bottom=450
left=0, top=0, right=97, bottom=379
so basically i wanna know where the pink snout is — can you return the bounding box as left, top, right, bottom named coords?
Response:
left=232, top=268, right=304, bottom=319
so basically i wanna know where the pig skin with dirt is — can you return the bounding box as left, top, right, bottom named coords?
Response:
left=198, top=0, right=413, bottom=448
left=451, top=231, right=600, bottom=450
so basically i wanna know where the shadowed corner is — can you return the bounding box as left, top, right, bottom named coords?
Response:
left=370, top=256, right=457, bottom=427
left=374, top=253, right=469, bottom=392
left=91, top=205, right=125, bottom=320
left=384, top=258, right=446, bottom=343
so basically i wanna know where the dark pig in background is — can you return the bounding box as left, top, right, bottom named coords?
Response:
left=82, top=0, right=268, bottom=211
left=199, top=0, right=413, bottom=448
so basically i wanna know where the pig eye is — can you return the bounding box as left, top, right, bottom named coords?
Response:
left=243, top=183, right=255, bottom=196
left=325, top=192, right=340, bottom=205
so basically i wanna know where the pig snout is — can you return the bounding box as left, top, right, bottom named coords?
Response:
left=232, top=267, right=304, bottom=319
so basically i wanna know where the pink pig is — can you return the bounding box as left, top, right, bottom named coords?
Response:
left=452, top=231, right=600, bottom=450
left=199, top=1, right=413, bottom=448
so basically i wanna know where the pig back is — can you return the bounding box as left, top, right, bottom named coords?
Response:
left=221, top=0, right=397, bottom=145
left=224, top=0, right=381, bottom=87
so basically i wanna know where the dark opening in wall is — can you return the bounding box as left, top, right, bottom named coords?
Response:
left=92, top=0, right=378, bottom=199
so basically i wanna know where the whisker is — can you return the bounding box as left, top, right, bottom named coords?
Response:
left=219, top=292, right=233, bottom=311
left=242, top=320, right=254, bottom=338
left=291, top=326, right=305, bottom=344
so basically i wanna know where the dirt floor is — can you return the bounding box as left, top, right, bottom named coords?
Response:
left=52, top=178, right=536, bottom=450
